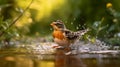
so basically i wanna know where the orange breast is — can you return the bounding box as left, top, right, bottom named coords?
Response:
left=53, top=31, right=65, bottom=40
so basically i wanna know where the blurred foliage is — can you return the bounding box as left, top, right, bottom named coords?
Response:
left=0, top=0, right=120, bottom=45
left=0, top=17, right=20, bottom=45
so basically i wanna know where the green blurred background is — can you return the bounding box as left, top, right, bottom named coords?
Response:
left=0, top=0, right=120, bottom=45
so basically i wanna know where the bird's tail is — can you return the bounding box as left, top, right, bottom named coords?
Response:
left=76, top=29, right=89, bottom=36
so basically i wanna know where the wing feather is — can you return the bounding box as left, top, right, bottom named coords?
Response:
left=63, top=29, right=89, bottom=40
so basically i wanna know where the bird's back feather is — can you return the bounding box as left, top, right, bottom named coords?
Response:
left=64, top=29, right=89, bottom=40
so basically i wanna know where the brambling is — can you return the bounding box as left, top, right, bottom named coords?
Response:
left=50, top=20, right=88, bottom=53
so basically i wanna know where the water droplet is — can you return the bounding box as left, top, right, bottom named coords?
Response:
left=82, top=26, right=85, bottom=29
left=84, top=24, right=86, bottom=25
left=50, top=28, right=52, bottom=31
left=78, top=24, right=81, bottom=27
left=73, top=18, right=76, bottom=21
left=76, top=26, right=79, bottom=30
left=113, top=19, right=118, bottom=23
left=71, top=22, right=73, bottom=25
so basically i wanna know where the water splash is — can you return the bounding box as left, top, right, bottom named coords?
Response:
left=1, top=37, right=119, bottom=55
left=70, top=39, right=120, bottom=54
left=24, top=38, right=120, bottom=55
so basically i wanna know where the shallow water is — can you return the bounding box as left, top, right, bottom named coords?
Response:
left=0, top=48, right=120, bottom=67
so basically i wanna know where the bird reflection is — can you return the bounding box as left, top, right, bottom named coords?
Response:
left=55, top=49, right=86, bottom=67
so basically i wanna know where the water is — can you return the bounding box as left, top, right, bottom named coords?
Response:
left=0, top=39, right=120, bottom=67
left=0, top=47, right=120, bottom=67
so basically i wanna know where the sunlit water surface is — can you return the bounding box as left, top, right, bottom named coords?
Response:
left=0, top=39, right=120, bottom=67
left=0, top=48, right=120, bottom=67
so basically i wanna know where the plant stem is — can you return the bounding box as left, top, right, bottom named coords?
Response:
left=0, top=0, right=34, bottom=37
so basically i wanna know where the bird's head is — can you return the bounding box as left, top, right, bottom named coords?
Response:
left=50, top=20, right=66, bottom=30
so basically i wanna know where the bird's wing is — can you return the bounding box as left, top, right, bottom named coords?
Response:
left=75, top=29, right=89, bottom=36
left=63, top=29, right=89, bottom=40
left=63, top=29, right=79, bottom=40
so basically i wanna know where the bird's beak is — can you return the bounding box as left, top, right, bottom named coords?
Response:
left=50, top=23, right=53, bottom=26
left=50, top=22, right=55, bottom=26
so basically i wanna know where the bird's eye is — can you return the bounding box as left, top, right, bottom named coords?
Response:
left=56, top=24, right=62, bottom=27
left=54, top=23, right=64, bottom=28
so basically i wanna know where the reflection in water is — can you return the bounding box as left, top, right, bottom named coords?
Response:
left=0, top=54, right=55, bottom=67
left=0, top=48, right=120, bottom=67
left=55, top=49, right=86, bottom=67
left=55, top=49, right=120, bottom=67
left=0, top=55, right=34, bottom=67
